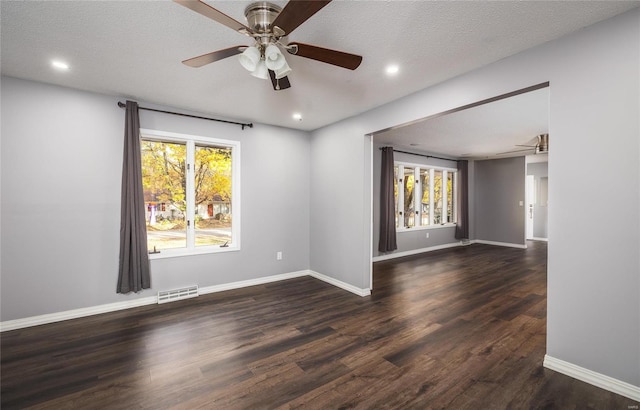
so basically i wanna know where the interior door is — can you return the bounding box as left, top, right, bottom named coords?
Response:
left=526, top=175, right=535, bottom=239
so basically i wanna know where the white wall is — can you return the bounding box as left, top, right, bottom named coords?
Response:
left=310, top=9, right=639, bottom=386
left=0, top=76, right=311, bottom=321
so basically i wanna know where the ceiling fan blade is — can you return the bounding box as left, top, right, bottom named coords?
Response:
left=496, top=148, right=534, bottom=155
left=173, top=0, right=253, bottom=36
left=269, top=70, right=291, bottom=91
left=182, top=46, right=245, bottom=68
left=287, top=42, right=362, bottom=70
left=272, top=0, right=332, bottom=36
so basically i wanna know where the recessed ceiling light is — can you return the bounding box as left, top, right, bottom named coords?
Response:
left=385, top=64, right=399, bottom=76
left=51, top=60, right=70, bottom=70
left=292, top=113, right=302, bottom=121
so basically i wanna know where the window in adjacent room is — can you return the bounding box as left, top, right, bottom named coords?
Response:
left=403, top=166, right=416, bottom=228
left=433, top=169, right=443, bottom=224
left=394, top=162, right=457, bottom=230
left=446, top=170, right=456, bottom=223
left=140, top=129, right=240, bottom=257
left=420, top=168, right=430, bottom=226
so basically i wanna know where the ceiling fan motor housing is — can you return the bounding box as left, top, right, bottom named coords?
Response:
left=245, top=2, right=282, bottom=45
left=536, top=133, right=549, bottom=154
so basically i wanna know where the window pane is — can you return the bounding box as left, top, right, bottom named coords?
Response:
left=141, top=140, right=187, bottom=250
left=403, top=167, right=415, bottom=228
left=433, top=170, right=443, bottom=224
left=420, top=168, right=430, bottom=226
left=394, top=166, right=399, bottom=228
left=194, top=145, right=233, bottom=246
left=447, top=172, right=455, bottom=223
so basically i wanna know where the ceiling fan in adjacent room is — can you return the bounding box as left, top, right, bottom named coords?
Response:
left=497, top=133, right=549, bottom=156
left=173, top=0, right=363, bottom=91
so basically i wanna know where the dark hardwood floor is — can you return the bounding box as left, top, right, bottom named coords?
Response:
left=2, top=242, right=637, bottom=409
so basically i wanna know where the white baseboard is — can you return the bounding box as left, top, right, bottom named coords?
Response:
left=0, top=296, right=158, bottom=332
left=373, top=242, right=463, bottom=262
left=198, top=270, right=309, bottom=295
left=372, top=239, right=529, bottom=262
left=543, top=355, right=640, bottom=401
left=473, top=239, right=527, bottom=249
left=0, top=269, right=368, bottom=332
left=529, top=237, right=549, bottom=242
left=309, top=270, right=371, bottom=297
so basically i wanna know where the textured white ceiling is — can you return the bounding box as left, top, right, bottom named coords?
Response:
left=375, top=86, right=549, bottom=159
left=1, top=1, right=638, bottom=131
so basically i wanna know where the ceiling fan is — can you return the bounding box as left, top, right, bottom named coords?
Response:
left=497, top=133, right=549, bottom=156
left=173, top=0, right=363, bottom=91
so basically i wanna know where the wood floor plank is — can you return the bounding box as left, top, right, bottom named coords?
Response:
left=2, top=242, right=638, bottom=409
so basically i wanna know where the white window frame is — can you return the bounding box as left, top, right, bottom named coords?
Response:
left=140, top=128, right=241, bottom=259
left=395, top=161, right=457, bottom=232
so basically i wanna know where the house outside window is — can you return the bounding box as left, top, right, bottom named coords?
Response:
left=394, top=162, right=457, bottom=230
left=140, top=128, right=240, bottom=258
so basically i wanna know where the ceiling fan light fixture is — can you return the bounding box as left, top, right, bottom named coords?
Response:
left=265, top=44, right=286, bottom=70
left=238, top=46, right=261, bottom=72
left=251, top=60, right=269, bottom=80
left=274, top=61, right=291, bottom=79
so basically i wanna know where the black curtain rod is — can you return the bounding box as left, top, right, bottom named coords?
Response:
left=117, top=101, right=253, bottom=130
left=382, top=148, right=458, bottom=163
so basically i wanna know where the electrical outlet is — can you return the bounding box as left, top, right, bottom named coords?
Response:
left=276, top=251, right=282, bottom=260
left=426, top=232, right=430, bottom=238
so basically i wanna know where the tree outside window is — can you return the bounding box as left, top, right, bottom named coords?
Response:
left=394, top=163, right=456, bottom=229
left=141, top=130, right=239, bottom=256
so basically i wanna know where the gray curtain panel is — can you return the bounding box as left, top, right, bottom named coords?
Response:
left=117, top=100, right=151, bottom=293
left=455, top=160, right=469, bottom=240
left=379, top=147, right=398, bottom=252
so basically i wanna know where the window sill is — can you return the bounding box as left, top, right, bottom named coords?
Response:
left=148, top=245, right=240, bottom=260
left=397, top=223, right=457, bottom=233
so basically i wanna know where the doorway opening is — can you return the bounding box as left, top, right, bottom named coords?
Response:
left=369, top=83, right=550, bottom=291
left=526, top=159, right=549, bottom=242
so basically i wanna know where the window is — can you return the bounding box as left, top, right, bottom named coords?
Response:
left=420, top=168, right=430, bottom=226
left=140, top=129, right=240, bottom=257
left=403, top=167, right=416, bottom=228
left=447, top=171, right=455, bottom=223
left=433, top=170, right=443, bottom=224
left=394, top=162, right=457, bottom=230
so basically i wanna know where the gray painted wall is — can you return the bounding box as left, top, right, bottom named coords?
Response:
left=310, top=120, right=371, bottom=289
left=371, top=142, right=461, bottom=258
left=310, top=9, right=639, bottom=386
left=527, top=162, right=549, bottom=238
left=467, top=160, right=476, bottom=240
left=0, top=76, right=311, bottom=321
left=474, top=157, right=526, bottom=245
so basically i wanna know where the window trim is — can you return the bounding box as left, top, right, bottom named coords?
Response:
left=140, top=128, right=241, bottom=259
left=395, top=161, right=457, bottom=232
